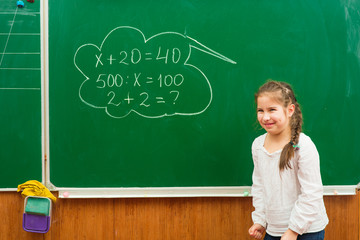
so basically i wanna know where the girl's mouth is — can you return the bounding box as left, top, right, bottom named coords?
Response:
left=264, top=123, right=274, bottom=128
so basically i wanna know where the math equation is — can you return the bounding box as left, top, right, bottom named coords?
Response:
left=74, top=26, right=236, bottom=118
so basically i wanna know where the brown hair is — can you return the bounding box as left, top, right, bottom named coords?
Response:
left=255, top=80, right=303, bottom=171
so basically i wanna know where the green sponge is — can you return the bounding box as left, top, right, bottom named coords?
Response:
left=25, top=197, right=51, bottom=216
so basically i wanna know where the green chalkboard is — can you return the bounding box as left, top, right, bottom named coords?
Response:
left=0, top=0, right=42, bottom=188
left=49, top=0, right=360, bottom=188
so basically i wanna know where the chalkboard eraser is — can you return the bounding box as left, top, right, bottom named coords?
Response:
left=16, top=1, right=24, bottom=7
left=24, top=196, right=51, bottom=216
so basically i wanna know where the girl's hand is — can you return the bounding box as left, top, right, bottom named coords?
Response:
left=248, top=223, right=265, bottom=239
left=280, top=229, right=298, bottom=240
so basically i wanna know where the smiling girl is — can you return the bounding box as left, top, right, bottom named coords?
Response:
left=248, top=81, right=328, bottom=240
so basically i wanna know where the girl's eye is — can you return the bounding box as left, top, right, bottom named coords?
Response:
left=257, top=109, right=264, bottom=113
left=270, top=108, right=277, bottom=112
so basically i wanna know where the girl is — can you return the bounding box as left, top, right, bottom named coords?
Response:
left=248, top=81, right=328, bottom=240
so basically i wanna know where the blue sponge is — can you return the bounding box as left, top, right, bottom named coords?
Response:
left=17, top=1, right=25, bottom=8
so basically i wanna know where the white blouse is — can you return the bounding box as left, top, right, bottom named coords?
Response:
left=251, top=133, right=329, bottom=236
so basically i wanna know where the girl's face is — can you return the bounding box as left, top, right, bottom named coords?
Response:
left=256, top=93, right=294, bottom=137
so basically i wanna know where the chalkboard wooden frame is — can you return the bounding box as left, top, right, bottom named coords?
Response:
left=55, top=186, right=357, bottom=198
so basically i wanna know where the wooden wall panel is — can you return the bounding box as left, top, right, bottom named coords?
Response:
left=0, top=192, right=45, bottom=240
left=50, top=198, right=115, bottom=240
left=112, top=197, right=252, bottom=240
left=0, top=191, right=358, bottom=240
left=324, top=193, right=359, bottom=240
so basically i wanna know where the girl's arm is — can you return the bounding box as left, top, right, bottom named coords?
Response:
left=251, top=140, right=267, bottom=228
left=288, top=137, right=324, bottom=234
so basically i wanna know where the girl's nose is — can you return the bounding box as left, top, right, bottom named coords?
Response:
left=263, top=113, right=270, bottom=121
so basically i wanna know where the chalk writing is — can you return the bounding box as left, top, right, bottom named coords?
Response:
left=74, top=26, right=236, bottom=118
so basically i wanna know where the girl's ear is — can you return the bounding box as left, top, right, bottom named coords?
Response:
left=288, top=104, right=295, bottom=117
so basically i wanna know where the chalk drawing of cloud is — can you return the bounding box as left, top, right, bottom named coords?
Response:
left=74, top=26, right=236, bottom=118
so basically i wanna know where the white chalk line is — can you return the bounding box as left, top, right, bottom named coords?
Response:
left=0, top=7, right=17, bottom=67
left=0, top=88, right=40, bottom=90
